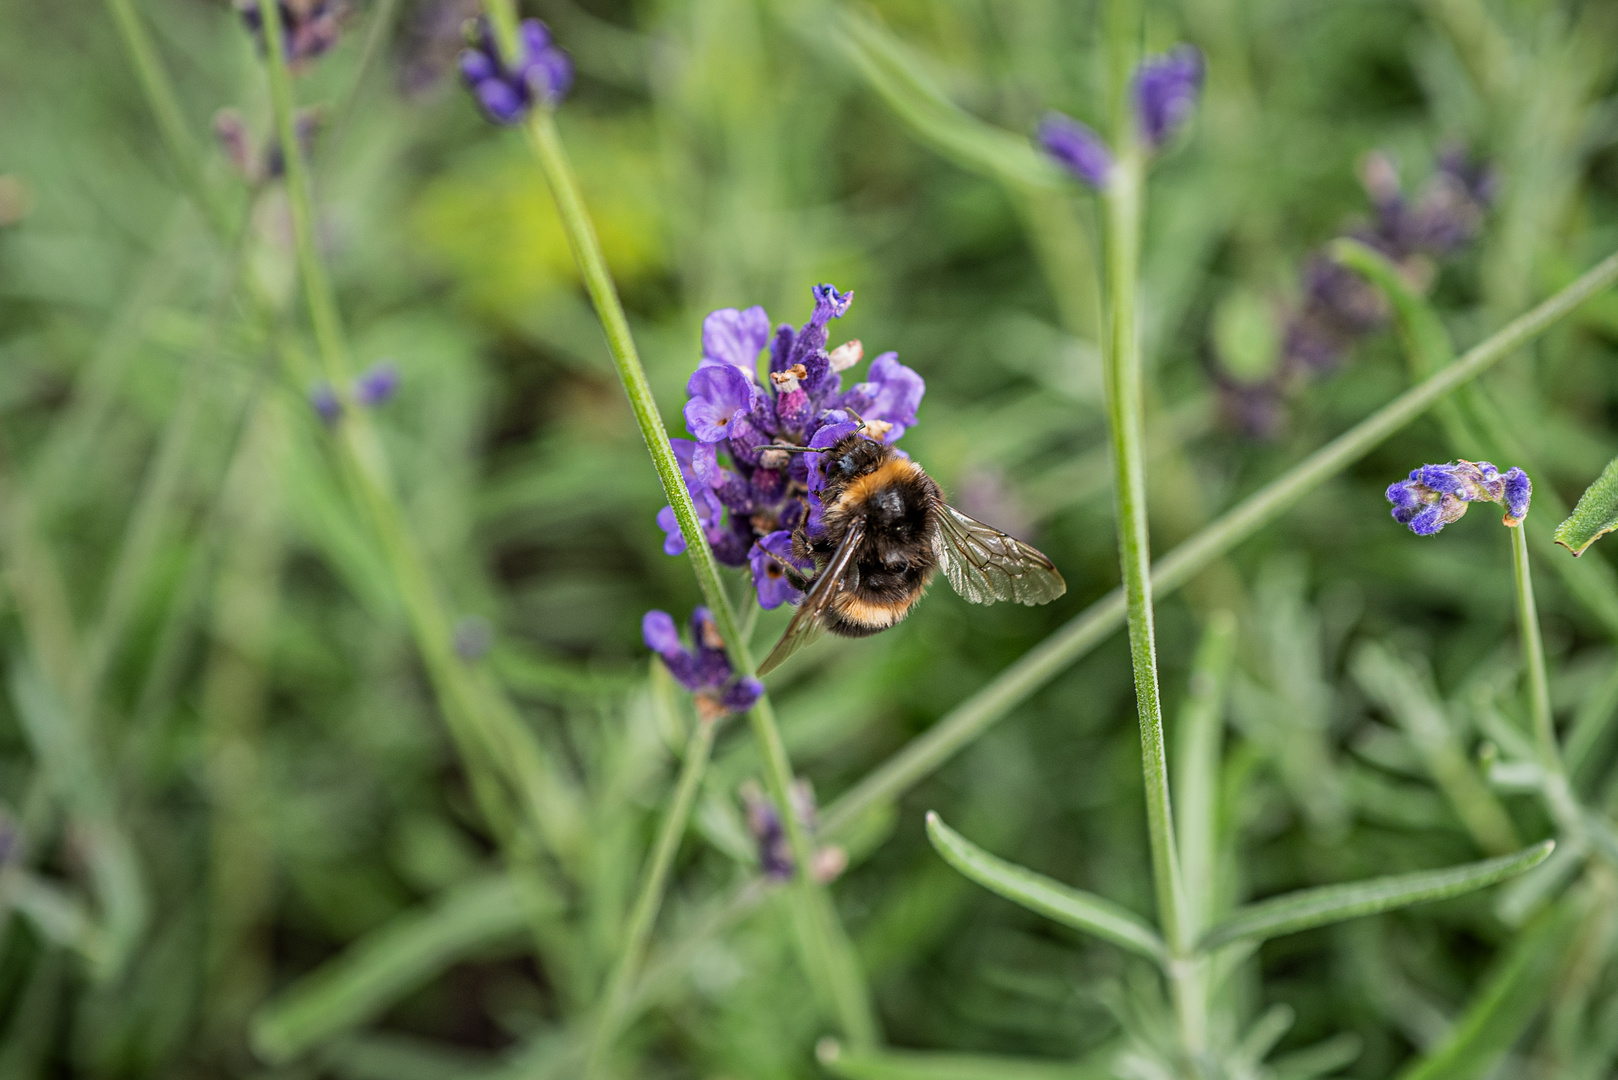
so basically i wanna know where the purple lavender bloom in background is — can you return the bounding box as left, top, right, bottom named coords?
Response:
left=1038, top=112, right=1113, bottom=189
left=309, top=381, right=342, bottom=425
left=742, top=783, right=794, bottom=880
left=1386, top=460, right=1531, bottom=535
left=1134, top=46, right=1204, bottom=149
left=459, top=17, right=572, bottom=125
left=237, top=0, right=345, bottom=67
left=842, top=351, right=925, bottom=443
left=353, top=360, right=400, bottom=407
left=642, top=608, right=762, bottom=719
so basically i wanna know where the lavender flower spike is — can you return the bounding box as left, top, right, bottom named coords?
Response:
left=1386, top=460, right=1531, bottom=535
left=1038, top=111, right=1113, bottom=189
left=459, top=16, right=572, bottom=125
left=1134, top=46, right=1204, bottom=149
left=641, top=608, right=762, bottom=720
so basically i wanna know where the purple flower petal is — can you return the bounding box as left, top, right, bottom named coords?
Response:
left=656, top=505, right=687, bottom=555
left=1038, top=111, right=1113, bottom=188
left=701, top=306, right=772, bottom=377
left=856, top=351, right=925, bottom=442
left=685, top=364, right=757, bottom=443
left=642, top=610, right=682, bottom=657
left=721, top=676, right=764, bottom=713
left=750, top=530, right=810, bottom=610
left=476, top=79, right=526, bottom=124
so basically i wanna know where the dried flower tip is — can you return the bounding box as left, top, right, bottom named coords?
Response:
left=770, top=363, right=808, bottom=394
left=811, top=845, right=848, bottom=884
left=1038, top=111, right=1113, bottom=189
left=828, top=339, right=864, bottom=372
left=860, top=417, right=894, bottom=441
left=1133, top=46, right=1204, bottom=150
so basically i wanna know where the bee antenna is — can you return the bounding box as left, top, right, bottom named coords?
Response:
left=757, top=443, right=829, bottom=454
left=841, top=407, right=868, bottom=431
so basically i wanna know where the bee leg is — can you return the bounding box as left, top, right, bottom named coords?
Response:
left=783, top=566, right=812, bottom=592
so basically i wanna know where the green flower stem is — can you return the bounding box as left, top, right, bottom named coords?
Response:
left=1510, top=522, right=1581, bottom=832
left=586, top=715, right=719, bottom=1078
left=820, top=246, right=1618, bottom=842
left=1100, top=129, right=1201, bottom=1063
left=1100, top=147, right=1190, bottom=959
left=517, top=107, right=876, bottom=1047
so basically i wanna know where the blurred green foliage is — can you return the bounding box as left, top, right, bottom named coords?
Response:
left=3, top=0, right=1618, bottom=1076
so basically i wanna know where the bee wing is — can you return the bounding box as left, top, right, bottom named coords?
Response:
left=757, top=520, right=866, bottom=677
left=934, top=503, right=1067, bottom=606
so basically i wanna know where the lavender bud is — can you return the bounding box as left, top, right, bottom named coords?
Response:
left=1133, top=46, right=1204, bottom=150
left=353, top=360, right=400, bottom=407
left=1037, top=111, right=1113, bottom=189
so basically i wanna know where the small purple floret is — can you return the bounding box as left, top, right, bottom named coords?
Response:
left=353, top=360, right=400, bottom=407
left=1038, top=111, right=1113, bottom=189
left=1134, top=46, right=1204, bottom=149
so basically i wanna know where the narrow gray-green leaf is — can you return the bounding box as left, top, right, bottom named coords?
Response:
left=1556, top=454, right=1618, bottom=556
left=817, top=1039, right=1104, bottom=1080
left=251, top=873, right=536, bottom=1062
left=925, top=812, right=1166, bottom=962
left=1199, top=841, right=1553, bottom=951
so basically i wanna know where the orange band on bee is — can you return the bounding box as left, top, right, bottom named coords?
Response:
left=832, top=458, right=926, bottom=517
left=832, top=592, right=921, bottom=629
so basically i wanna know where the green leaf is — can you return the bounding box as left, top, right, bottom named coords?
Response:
left=250, top=874, right=537, bottom=1063
left=1556, top=454, right=1618, bottom=556
left=817, top=1040, right=1105, bottom=1080
left=924, top=812, right=1166, bottom=962
left=1198, top=841, right=1553, bottom=951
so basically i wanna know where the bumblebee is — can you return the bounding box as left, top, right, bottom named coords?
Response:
left=757, top=431, right=1066, bottom=676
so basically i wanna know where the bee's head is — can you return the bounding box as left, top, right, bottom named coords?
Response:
left=823, top=433, right=886, bottom=482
